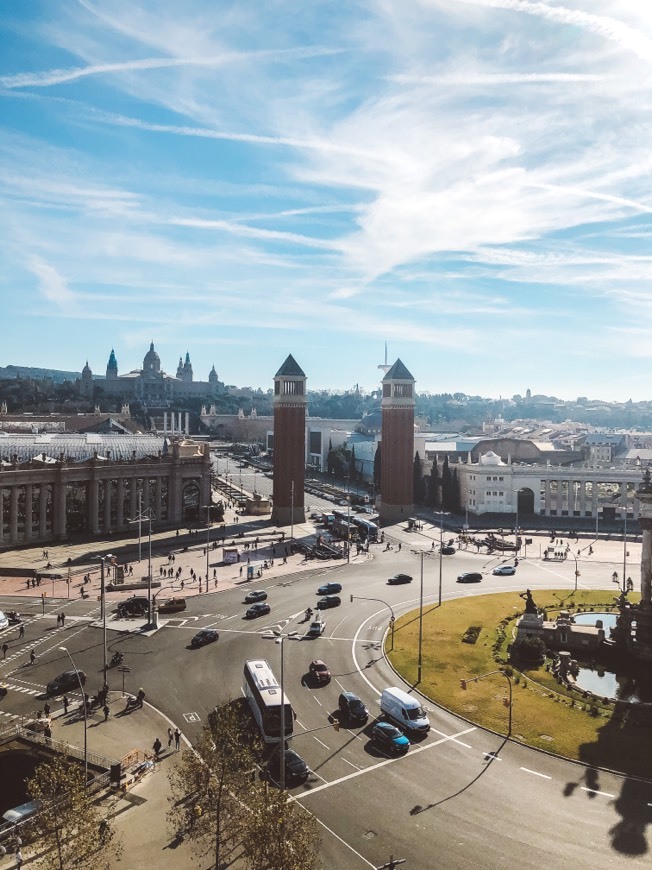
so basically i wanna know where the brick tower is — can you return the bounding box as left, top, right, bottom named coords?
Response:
left=380, top=359, right=415, bottom=522
left=271, top=355, right=307, bottom=526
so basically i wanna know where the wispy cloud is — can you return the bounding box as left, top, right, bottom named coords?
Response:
left=28, top=257, right=77, bottom=309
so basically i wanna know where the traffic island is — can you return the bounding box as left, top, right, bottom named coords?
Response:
left=386, top=589, right=652, bottom=778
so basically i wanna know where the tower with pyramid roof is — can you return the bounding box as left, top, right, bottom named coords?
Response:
left=271, top=354, right=307, bottom=526
left=380, top=359, right=415, bottom=521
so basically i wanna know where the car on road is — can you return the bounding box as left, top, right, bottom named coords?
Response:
left=116, top=596, right=149, bottom=617
left=457, top=572, right=483, bottom=583
left=492, top=565, right=516, bottom=576
left=361, top=506, right=374, bottom=514
left=371, top=721, right=410, bottom=754
left=317, top=582, right=342, bottom=595
left=316, top=595, right=341, bottom=609
left=244, top=589, right=268, bottom=603
left=267, top=748, right=310, bottom=784
left=47, top=669, right=86, bottom=695
left=190, top=629, right=219, bottom=647
left=0, top=611, right=8, bottom=631
left=158, top=597, right=187, bottom=613
left=441, top=546, right=456, bottom=555
left=336, top=499, right=349, bottom=506
left=387, top=573, right=413, bottom=585
left=307, top=619, right=326, bottom=637
left=309, top=660, right=331, bottom=684
left=338, top=691, right=368, bottom=725
left=245, top=602, right=271, bottom=619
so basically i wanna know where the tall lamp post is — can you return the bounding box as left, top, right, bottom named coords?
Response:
left=272, top=629, right=298, bottom=791
left=201, top=503, right=214, bottom=593
left=59, top=646, right=88, bottom=785
left=351, top=595, right=396, bottom=649
left=96, top=553, right=114, bottom=687
left=433, top=511, right=448, bottom=607
left=622, top=497, right=628, bottom=593
left=418, top=552, right=424, bottom=683
left=129, top=506, right=153, bottom=624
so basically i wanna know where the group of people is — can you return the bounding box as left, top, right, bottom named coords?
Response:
left=152, top=726, right=182, bottom=758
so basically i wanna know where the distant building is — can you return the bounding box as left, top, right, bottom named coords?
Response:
left=380, top=359, right=415, bottom=522
left=78, top=342, right=223, bottom=403
left=271, top=354, right=307, bottom=526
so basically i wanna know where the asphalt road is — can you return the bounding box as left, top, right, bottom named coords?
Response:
left=1, top=534, right=650, bottom=869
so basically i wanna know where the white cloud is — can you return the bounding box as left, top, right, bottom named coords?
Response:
left=28, top=257, right=77, bottom=308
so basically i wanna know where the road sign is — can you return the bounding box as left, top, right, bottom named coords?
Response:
left=117, top=666, right=131, bottom=673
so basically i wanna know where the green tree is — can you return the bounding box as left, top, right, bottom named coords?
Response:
left=24, top=755, right=120, bottom=870
left=427, top=457, right=439, bottom=506
left=240, top=787, right=320, bottom=870
left=167, top=702, right=258, bottom=870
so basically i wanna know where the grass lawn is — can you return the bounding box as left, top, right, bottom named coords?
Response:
left=387, top=589, right=652, bottom=778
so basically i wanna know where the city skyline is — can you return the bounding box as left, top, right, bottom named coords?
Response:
left=2, top=2, right=652, bottom=400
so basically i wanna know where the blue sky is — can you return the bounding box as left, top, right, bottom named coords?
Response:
left=1, top=1, right=652, bottom=401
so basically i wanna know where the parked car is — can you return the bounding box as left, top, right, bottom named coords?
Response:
left=6, top=611, right=22, bottom=625
left=47, top=669, right=86, bottom=695
left=116, top=596, right=149, bottom=617
left=244, top=589, right=268, bottom=603
left=158, top=597, right=187, bottom=613
left=0, top=801, right=43, bottom=841
left=371, top=721, right=410, bottom=754
left=317, top=582, right=342, bottom=595
left=309, top=660, right=331, bottom=685
left=492, top=565, right=516, bottom=576
left=387, top=574, right=413, bottom=585
left=307, top=619, right=326, bottom=637
left=457, top=572, right=483, bottom=583
left=0, top=611, right=8, bottom=631
left=267, top=749, right=310, bottom=784
left=316, top=595, right=341, bottom=609
left=441, top=546, right=456, bottom=555
left=246, top=602, right=271, bottom=619
left=336, top=499, right=349, bottom=506
left=190, top=629, right=219, bottom=647
left=361, top=507, right=374, bottom=514
left=338, top=691, right=368, bottom=725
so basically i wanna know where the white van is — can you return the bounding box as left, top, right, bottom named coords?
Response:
left=380, top=687, right=430, bottom=736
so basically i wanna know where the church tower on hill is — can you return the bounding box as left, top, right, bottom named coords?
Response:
left=271, top=354, right=307, bottom=527
left=380, top=359, right=415, bottom=522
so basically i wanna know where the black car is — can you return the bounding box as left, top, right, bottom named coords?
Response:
left=116, top=596, right=149, bottom=617
left=246, top=602, right=271, bottom=618
left=338, top=691, right=368, bottom=725
left=457, top=572, right=483, bottom=583
left=190, top=629, right=219, bottom=647
left=267, top=749, right=310, bottom=784
left=387, top=573, right=413, bottom=585
left=317, top=582, right=342, bottom=595
left=441, top=546, right=456, bottom=555
left=47, top=669, right=87, bottom=695
left=316, top=595, right=341, bottom=609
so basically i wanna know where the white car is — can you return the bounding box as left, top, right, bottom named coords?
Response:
left=0, top=611, right=9, bottom=631
left=307, top=619, right=326, bottom=637
left=492, top=565, right=516, bottom=576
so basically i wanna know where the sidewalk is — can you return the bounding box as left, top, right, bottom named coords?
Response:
left=32, top=690, right=196, bottom=869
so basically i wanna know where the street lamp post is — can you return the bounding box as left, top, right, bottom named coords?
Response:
left=272, top=629, right=298, bottom=791
left=201, top=503, right=213, bottom=593
left=622, top=499, right=628, bottom=593
left=351, top=595, right=396, bottom=649
left=433, top=511, right=448, bottom=607
left=59, top=646, right=88, bottom=784
left=573, top=553, right=579, bottom=591
left=347, top=486, right=351, bottom=565
left=97, top=554, right=114, bottom=688
left=417, top=552, right=424, bottom=683
left=129, top=506, right=153, bottom=625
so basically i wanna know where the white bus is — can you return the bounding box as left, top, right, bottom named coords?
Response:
left=243, top=659, right=294, bottom=744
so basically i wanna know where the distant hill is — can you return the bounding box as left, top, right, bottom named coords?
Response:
left=0, top=364, right=81, bottom=384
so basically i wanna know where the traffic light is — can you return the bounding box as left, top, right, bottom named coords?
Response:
left=460, top=679, right=467, bottom=690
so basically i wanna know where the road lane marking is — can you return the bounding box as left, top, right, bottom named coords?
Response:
left=431, top=727, right=472, bottom=749
left=295, top=726, right=477, bottom=799
left=313, top=737, right=330, bottom=750
left=581, top=787, right=615, bottom=798
left=483, top=752, right=502, bottom=761
left=521, top=767, right=552, bottom=780
left=313, top=697, right=323, bottom=707
left=342, top=758, right=362, bottom=770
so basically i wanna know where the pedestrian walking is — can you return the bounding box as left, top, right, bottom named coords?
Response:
left=60, top=612, right=65, bottom=627
left=174, top=728, right=181, bottom=751
left=168, top=727, right=173, bottom=748
left=15, top=848, right=23, bottom=868
left=18, top=624, right=25, bottom=639
left=44, top=702, right=51, bottom=717
left=56, top=613, right=61, bottom=627
left=30, top=650, right=36, bottom=665
left=2, top=643, right=7, bottom=658
left=103, top=704, right=110, bottom=722
left=63, top=695, right=69, bottom=714
left=181, top=579, right=185, bottom=590
left=153, top=737, right=162, bottom=759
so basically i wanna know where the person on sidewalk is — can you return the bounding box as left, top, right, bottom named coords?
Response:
left=15, top=848, right=23, bottom=869
left=62, top=696, right=69, bottom=714
left=174, top=728, right=181, bottom=751
left=30, top=650, right=36, bottom=665
left=44, top=702, right=51, bottom=717
left=2, top=643, right=7, bottom=658
left=167, top=727, right=173, bottom=748
left=103, top=704, right=110, bottom=722
left=153, top=737, right=162, bottom=760
left=60, top=613, right=65, bottom=627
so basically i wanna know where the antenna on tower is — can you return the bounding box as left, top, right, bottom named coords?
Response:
left=378, top=341, right=391, bottom=374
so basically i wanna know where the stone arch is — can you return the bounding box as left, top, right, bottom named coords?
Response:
left=182, top=482, right=200, bottom=521
left=517, top=487, right=535, bottom=516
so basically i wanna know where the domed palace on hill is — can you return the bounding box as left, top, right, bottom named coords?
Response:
left=78, top=342, right=224, bottom=403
